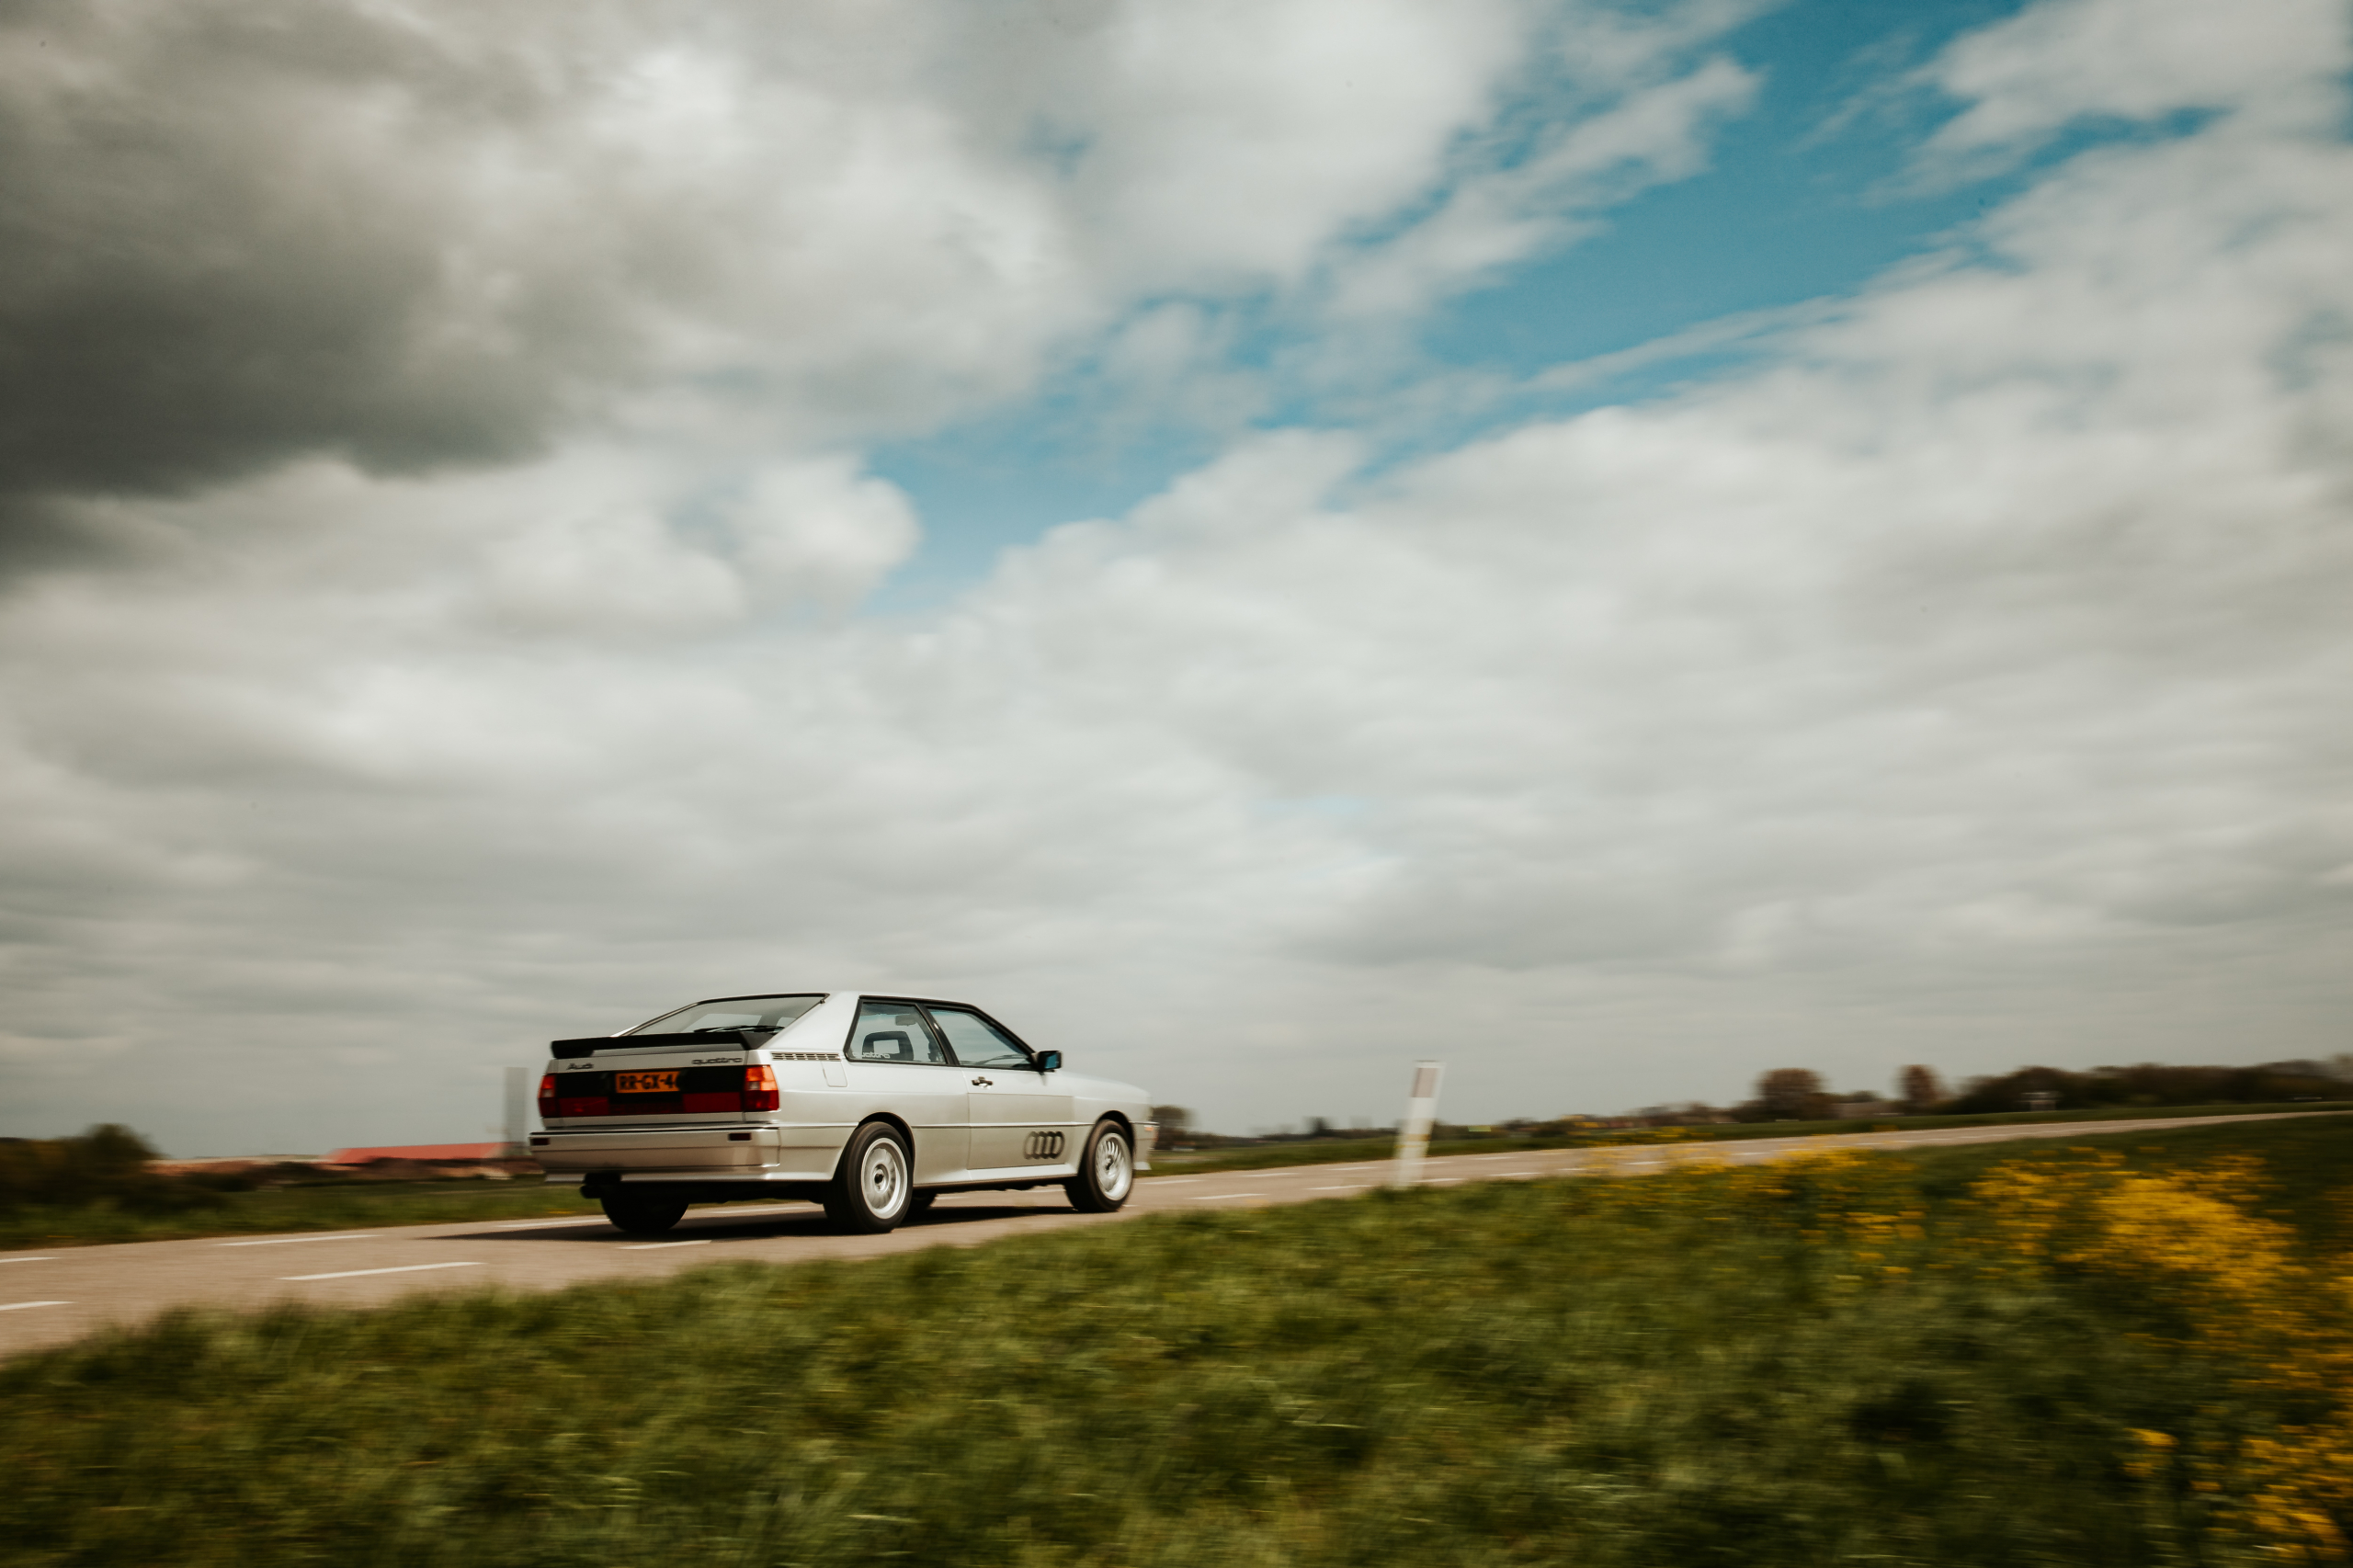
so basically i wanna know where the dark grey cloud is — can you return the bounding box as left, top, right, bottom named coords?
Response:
left=0, top=6, right=552, bottom=499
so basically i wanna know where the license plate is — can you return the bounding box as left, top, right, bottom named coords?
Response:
left=614, top=1070, right=679, bottom=1094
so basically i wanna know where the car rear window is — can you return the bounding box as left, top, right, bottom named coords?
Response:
left=628, top=994, right=824, bottom=1035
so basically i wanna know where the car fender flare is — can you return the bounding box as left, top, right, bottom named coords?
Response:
left=830, top=1113, right=915, bottom=1183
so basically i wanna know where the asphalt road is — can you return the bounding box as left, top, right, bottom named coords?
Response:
left=4, top=1110, right=2342, bottom=1359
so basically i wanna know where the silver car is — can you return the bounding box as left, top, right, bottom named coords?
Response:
left=530, top=992, right=1154, bottom=1234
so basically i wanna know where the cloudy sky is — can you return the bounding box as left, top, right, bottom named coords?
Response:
left=3, top=0, right=2348, bottom=1154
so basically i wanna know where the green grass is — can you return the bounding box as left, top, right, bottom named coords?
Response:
left=4, top=1115, right=2347, bottom=1567
left=0, top=1179, right=601, bottom=1252
left=1147, top=1099, right=2353, bottom=1176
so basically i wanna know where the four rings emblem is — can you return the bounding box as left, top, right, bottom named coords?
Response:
left=1023, top=1130, right=1067, bottom=1161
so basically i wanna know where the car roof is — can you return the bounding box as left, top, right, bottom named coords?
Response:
left=683, top=992, right=983, bottom=1010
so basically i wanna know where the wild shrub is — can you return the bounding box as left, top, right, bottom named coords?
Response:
left=0, top=1125, right=221, bottom=1216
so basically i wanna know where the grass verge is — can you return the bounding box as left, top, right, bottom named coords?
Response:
left=3, top=1115, right=2347, bottom=1566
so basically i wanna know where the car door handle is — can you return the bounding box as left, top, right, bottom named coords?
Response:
left=971, top=1076, right=993, bottom=1086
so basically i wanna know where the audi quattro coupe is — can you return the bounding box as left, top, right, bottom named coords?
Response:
left=530, top=992, right=1155, bottom=1235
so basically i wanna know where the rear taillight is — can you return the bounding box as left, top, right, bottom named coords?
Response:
left=745, top=1063, right=779, bottom=1112
left=536, top=1074, right=557, bottom=1119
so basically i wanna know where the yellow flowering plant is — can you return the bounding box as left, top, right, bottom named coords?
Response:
left=1972, top=1149, right=2353, bottom=1560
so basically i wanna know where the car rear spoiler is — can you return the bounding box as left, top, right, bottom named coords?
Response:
left=549, top=1029, right=777, bottom=1059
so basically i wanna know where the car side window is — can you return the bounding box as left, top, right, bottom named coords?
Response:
left=926, top=1007, right=1032, bottom=1069
left=851, top=1000, right=949, bottom=1064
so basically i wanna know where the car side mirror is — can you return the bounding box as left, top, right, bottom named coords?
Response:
left=1034, top=1051, right=1063, bottom=1073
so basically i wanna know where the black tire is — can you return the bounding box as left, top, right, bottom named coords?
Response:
left=825, top=1121, right=915, bottom=1233
left=601, top=1195, right=688, bottom=1235
left=1064, top=1120, right=1134, bottom=1213
left=907, top=1191, right=938, bottom=1219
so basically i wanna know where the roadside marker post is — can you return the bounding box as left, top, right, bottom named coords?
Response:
left=1390, top=1062, right=1445, bottom=1187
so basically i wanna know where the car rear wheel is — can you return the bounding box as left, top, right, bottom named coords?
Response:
left=1065, top=1120, right=1133, bottom=1213
left=601, top=1195, right=688, bottom=1235
left=826, top=1121, right=914, bottom=1233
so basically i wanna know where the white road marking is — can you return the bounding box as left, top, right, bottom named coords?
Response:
left=2, top=1301, right=70, bottom=1312
left=1192, top=1192, right=1266, bottom=1200
left=620, top=1240, right=710, bottom=1250
left=282, top=1262, right=484, bottom=1282
left=493, top=1218, right=620, bottom=1230
left=0, top=1256, right=58, bottom=1264
left=218, top=1233, right=374, bottom=1246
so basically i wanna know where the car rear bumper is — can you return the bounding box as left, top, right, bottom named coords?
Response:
left=531, top=1123, right=845, bottom=1180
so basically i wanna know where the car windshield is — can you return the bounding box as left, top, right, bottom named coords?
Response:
left=629, top=994, right=825, bottom=1035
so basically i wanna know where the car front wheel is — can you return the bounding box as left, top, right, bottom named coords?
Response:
left=1065, top=1120, right=1134, bottom=1213
left=826, top=1121, right=914, bottom=1233
left=601, top=1195, right=688, bottom=1235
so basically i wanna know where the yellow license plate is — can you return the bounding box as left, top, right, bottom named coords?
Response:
left=614, top=1070, right=679, bottom=1094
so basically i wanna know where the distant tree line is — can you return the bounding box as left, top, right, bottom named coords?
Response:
left=1724, top=1058, right=2350, bottom=1123
left=1940, top=1059, right=2349, bottom=1114
left=0, top=1126, right=228, bottom=1215
left=0, top=1128, right=452, bottom=1214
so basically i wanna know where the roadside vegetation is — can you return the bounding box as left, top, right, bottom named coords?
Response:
left=7, top=1106, right=2347, bottom=1248
left=1148, top=1099, right=2353, bottom=1176
left=4, top=1114, right=2347, bottom=1566
left=0, top=1128, right=596, bottom=1251
left=0, top=1180, right=603, bottom=1252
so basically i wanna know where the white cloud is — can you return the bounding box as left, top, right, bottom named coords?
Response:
left=4, top=0, right=2351, bottom=1149
left=1057, top=0, right=1534, bottom=288
left=1327, top=54, right=1759, bottom=317
left=1920, top=0, right=2353, bottom=160
left=722, top=460, right=925, bottom=613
